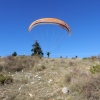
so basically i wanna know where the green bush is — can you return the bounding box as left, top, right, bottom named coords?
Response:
left=0, top=74, right=13, bottom=85
left=90, top=64, right=100, bottom=74
left=12, top=52, right=17, bottom=56
left=0, top=65, right=3, bottom=72
left=82, top=57, right=89, bottom=60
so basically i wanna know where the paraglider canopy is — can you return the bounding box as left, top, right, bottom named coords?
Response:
left=28, top=18, right=72, bottom=57
left=28, top=18, right=71, bottom=35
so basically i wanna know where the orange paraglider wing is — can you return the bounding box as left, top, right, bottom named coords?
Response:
left=28, top=18, right=71, bottom=35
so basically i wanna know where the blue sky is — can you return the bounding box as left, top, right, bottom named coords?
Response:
left=0, top=0, right=100, bottom=58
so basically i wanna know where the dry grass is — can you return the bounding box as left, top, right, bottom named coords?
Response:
left=0, top=56, right=100, bottom=100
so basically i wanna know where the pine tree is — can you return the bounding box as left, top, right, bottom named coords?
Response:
left=31, top=40, right=44, bottom=57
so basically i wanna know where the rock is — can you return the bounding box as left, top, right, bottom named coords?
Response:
left=48, top=79, right=52, bottom=83
left=31, top=82, right=34, bottom=84
left=29, top=93, right=33, bottom=97
left=62, top=87, right=69, bottom=94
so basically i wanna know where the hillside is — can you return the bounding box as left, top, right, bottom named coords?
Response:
left=0, top=56, right=100, bottom=100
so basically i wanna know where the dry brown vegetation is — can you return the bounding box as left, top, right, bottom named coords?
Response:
left=0, top=56, right=100, bottom=100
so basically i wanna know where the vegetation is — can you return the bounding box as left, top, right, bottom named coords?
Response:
left=90, top=56, right=98, bottom=61
left=1, top=55, right=40, bottom=72
left=0, top=73, right=13, bottom=85
left=31, top=40, right=44, bottom=57
left=0, top=56, right=100, bottom=100
left=12, top=51, right=17, bottom=56
left=98, top=54, right=100, bottom=61
left=90, top=64, right=100, bottom=74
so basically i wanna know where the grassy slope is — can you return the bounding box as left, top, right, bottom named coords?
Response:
left=0, top=56, right=100, bottom=100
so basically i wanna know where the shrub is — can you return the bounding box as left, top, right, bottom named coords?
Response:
left=12, top=52, right=17, bottom=56
left=90, top=64, right=100, bottom=74
left=5, top=55, right=15, bottom=61
left=7, top=64, right=24, bottom=72
left=64, top=74, right=71, bottom=83
left=34, top=65, right=46, bottom=72
left=60, top=56, right=62, bottom=58
left=82, top=57, right=89, bottom=60
left=98, top=54, right=100, bottom=61
left=69, top=61, right=74, bottom=66
left=75, top=55, right=78, bottom=58
left=0, top=74, right=13, bottom=85
left=2, top=56, right=41, bottom=72
left=90, top=56, right=97, bottom=61
left=82, top=75, right=100, bottom=99
left=0, top=65, right=3, bottom=72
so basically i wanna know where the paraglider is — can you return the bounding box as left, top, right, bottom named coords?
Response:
left=46, top=51, right=51, bottom=58
left=28, top=18, right=71, bottom=35
left=28, top=18, right=71, bottom=57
